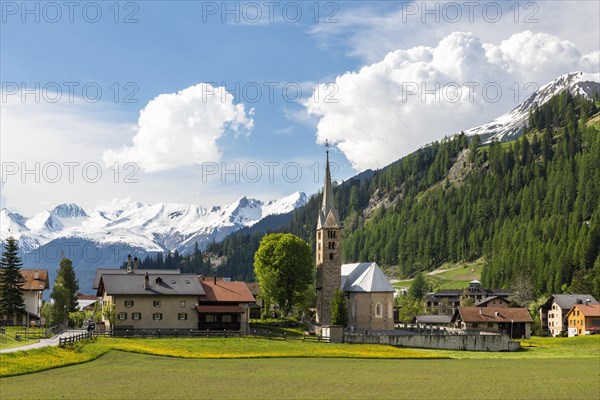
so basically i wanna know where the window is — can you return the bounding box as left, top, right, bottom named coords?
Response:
left=206, top=315, right=215, bottom=322
left=317, top=231, right=321, bottom=240
left=153, top=300, right=161, bottom=307
left=178, top=313, right=188, bottom=320
left=487, top=323, right=493, bottom=328
left=222, top=315, right=232, bottom=323
left=329, top=253, right=334, bottom=260
left=180, top=300, right=186, bottom=308
left=375, top=302, right=383, bottom=318
left=153, top=313, right=163, bottom=320
left=132, top=312, right=141, bottom=320
left=388, top=302, right=393, bottom=319
left=124, top=300, right=134, bottom=307
left=473, top=323, right=479, bottom=328
left=118, top=312, right=127, bottom=320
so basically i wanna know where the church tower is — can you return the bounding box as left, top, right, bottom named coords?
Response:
left=315, top=146, right=341, bottom=325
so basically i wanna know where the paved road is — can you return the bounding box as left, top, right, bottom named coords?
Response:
left=0, top=330, right=88, bottom=354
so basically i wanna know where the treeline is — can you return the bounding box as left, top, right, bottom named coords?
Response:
left=151, top=91, right=600, bottom=298
left=138, top=243, right=213, bottom=276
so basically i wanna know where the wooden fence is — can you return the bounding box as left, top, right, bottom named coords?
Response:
left=58, top=332, right=94, bottom=347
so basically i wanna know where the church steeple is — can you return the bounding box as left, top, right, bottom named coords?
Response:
left=315, top=142, right=342, bottom=325
left=317, top=143, right=340, bottom=230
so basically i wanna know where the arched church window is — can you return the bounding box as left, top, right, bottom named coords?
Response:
left=375, top=302, right=383, bottom=318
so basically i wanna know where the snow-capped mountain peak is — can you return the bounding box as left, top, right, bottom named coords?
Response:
left=464, top=71, right=600, bottom=143
left=1, top=192, right=308, bottom=256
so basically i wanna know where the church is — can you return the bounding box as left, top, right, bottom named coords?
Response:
left=315, top=148, right=395, bottom=331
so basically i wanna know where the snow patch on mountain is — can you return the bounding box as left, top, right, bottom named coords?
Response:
left=463, top=72, right=600, bottom=143
left=0, top=192, right=308, bottom=254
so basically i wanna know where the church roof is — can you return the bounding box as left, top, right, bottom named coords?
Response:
left=317, top=150, right=340, bottom=229
left=341, top=262, right=394, bottom=293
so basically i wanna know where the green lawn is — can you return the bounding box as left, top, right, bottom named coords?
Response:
left=1, top=351, right=598, bottom=400
left=393, top=259, right=483, bottom=290
left=0, top=327, right=45, bottom=350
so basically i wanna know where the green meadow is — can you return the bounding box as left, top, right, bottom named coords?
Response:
left=0, top=335, right=598, bottom=399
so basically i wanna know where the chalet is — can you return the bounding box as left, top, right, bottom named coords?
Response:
left=452, top=307, right=533, bottom=338
left=97, top=272, right=205, bottom=331
left=197, top=277, right=256, bottom=333
left=566, top=303, right=600, bottom=337
left=425, top=281, right=513, bottom=315
left=0, top=269, right=49, bottom=326
left=538, top=294, right=598, bottom=336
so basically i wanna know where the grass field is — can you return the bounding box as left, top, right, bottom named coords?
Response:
left=392, top=259, right=484, bottom=290
left=0, top=335, right=598, bottom=399
left=1, top=351, right=598, bottom=399
left=0, top=327, right=44, bottom=350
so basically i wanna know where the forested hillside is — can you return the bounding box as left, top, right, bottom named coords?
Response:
left=164, top=92, right=600, bottom=299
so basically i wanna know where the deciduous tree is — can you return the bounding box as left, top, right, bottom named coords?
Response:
left=254, top=233, right=313, bottom=315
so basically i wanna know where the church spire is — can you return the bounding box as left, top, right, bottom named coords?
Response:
left=317, top=141, right=340, bottom=229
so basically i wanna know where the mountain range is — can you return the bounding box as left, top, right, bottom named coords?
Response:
left=0, top=192, right=307, bottom=291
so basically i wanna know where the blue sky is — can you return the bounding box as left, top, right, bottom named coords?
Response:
left=1, top=1, right=599, bottom=215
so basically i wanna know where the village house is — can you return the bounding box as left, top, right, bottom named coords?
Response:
left=197, top=276, right=255, bottom=333
left=451, top=306, right=533, bottom=339
left=425, top=280, right=513, bottom=315
left=315, top=148, right=394, bottom=331
left=97, top=272, right=205, bottom=331
left=245, top=282, right=262, bottom=319
left=76, top=294, right=100, bottom=312
left=538, top=294, right=598, bottom=336
left=566, top=303, right=600, bottom=337
left=0, top=269, right=49, bottom=326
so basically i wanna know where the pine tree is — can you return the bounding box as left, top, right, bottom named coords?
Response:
left=0, top=237, right=26, bottom=320
left=55, top=257, right=79, bottom=312
left=330, top=289, right=348, bottom=327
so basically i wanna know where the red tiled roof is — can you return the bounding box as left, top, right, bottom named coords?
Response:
left=198, top=278, right=256, bottom=303
left=19, top=270, right=49, bottom=291
left=457, top=307, right=533, bottom=323
left=196, top=305, right=245, bottom=314
left=567, top=304, right=600, bottom=317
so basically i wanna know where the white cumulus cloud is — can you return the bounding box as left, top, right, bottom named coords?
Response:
left=103, top=83, right=254, bottom=172
left=306, top=31, right=599, bottom=171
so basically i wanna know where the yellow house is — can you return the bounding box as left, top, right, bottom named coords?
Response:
left=566, top=304, right=600, bottom=337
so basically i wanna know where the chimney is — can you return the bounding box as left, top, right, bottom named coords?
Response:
left=133, top=257, right=139, bottom=270
left=33, top=271, right=39, bottom=280
left=127, top=255, right=132, bottom=273
left=214, top=275, right=217, bottom=284
left=479, top=309, right=482, bottom=315
left=144, top=272, right=149, bottom=290
left=586, top=298, right=590, bottom=306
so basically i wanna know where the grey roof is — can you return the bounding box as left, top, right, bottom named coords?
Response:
left=415, top=315, right=453, bottom=324
left=341, top=262, right=394, bottom=293
left=98, top=273, right=204, bottom=296
left=546, top=294, right=598, bottom=310
left=93, top=268, right=181, bottom=289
